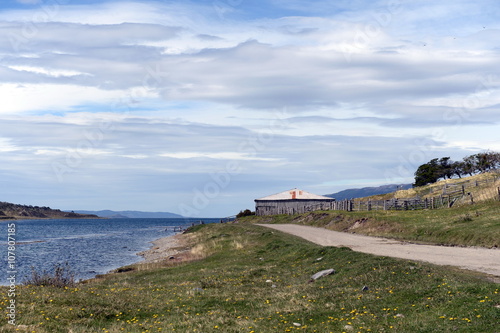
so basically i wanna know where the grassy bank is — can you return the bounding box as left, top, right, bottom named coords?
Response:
left=241, top=200, right=500, bottom=248
left=1, top=223, right=498, bottom=332
left=360, top=172, right=500, bottom=203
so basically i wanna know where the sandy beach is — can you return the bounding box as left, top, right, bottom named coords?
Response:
left=137, top=233, right=189, bottom=263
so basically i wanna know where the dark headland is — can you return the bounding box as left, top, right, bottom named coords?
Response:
left=0, top=201, right=99, bottom=220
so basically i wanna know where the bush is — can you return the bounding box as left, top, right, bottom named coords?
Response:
left=236, top=209, right=255, bottom=218
left=23, top=263, right=76, bottom=288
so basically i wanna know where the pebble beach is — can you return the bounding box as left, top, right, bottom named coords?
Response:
left=137, top=233, right=188, bottom=263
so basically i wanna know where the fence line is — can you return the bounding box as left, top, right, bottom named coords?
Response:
left=333, top=176, right=500, bottom=212
left=426, top=173, right=500, bottom=196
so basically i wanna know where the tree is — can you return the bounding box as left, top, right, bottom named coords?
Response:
left=413, top=151, right=500, bottom=187
left=413, top=158, right=441, bottom=187
left=472, top=153, right=491, bottom=173
left=462, top=155, right=477, bottom=176
left=490, top=152, right=500, bottom=170
left=467, top=151, right=499, bottom=174
left=438, top=157, right=453, bottom=179
left=450, top=161, right=465, bottom=178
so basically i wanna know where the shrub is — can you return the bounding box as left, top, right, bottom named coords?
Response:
left=23, top=263, right=76, bottom=288
left=236, top=209, right=255, bottom=218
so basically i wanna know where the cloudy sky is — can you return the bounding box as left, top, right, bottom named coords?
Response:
left=0, top=0, right=499, bottom=217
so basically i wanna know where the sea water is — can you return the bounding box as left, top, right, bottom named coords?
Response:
left=0, top=218, right=220, bottom=285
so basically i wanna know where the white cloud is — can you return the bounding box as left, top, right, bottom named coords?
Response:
left=119, top=154, right=149, bottom=159
left=16, top=0, right=41, bottom=4
left=0, top=112, right=442, bottom=214
left=0, top=138, right=19, bottom=152
left=8, top=65, right=90, bottom=77
left=1, top=2, right=498, bottom=123
left=159, top=152, right=282, bottom=162
left=0, top=83, right=130, bottom=114
left=0, top=0, right=499, bottom=216
left=2, top=2, right=163, bottom=25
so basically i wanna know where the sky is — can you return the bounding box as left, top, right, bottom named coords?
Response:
left=0, top=0, right=499, bottom=217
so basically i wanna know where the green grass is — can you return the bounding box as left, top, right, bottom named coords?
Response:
left=1, top=223, right=498, bottom=332
left=242, top=200, right=500, bottom=248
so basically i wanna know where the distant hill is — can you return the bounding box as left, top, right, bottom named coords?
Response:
left=74, top=210, right=183, bottom=219
left=0, top=201, right=98, bottom=220
left=324, top=184, right=412, bottom=200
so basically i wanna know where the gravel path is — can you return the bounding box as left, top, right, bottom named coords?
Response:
left=258, top=224, right=500, bottom=278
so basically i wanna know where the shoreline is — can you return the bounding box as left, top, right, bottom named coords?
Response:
left=72, top=233, right=191, bottom=283
left=0, top=216, right=104, bottom=222
left=136, top=232, right=190, bottom=264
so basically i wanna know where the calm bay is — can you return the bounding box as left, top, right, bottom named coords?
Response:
left=1, top=218, right=220, bottom=285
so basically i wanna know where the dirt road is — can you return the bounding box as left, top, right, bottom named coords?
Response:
left=258, top=224, right=500, bottom=278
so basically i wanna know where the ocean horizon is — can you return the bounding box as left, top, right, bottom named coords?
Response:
left=1, top=218, right=221, bottom=285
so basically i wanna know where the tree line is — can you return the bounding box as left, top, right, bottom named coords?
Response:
left=414, top=151, right=500, bottom=187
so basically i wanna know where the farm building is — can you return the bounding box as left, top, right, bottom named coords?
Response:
left=255, top=188, right=336, bottom=216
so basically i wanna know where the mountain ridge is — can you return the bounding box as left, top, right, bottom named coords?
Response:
left=324, top=184, right=412, bottom=200
left=74, top=210, right=183, bottom=219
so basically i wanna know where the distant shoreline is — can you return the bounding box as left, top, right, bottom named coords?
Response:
left=0, top=201, right=101, bottom=220
left=0, top=216, right=104, bottom=222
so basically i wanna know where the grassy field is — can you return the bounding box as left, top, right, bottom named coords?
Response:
left=1, top=223, right=498, bottom=332
left=242, top=200, right=500, bottom=248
